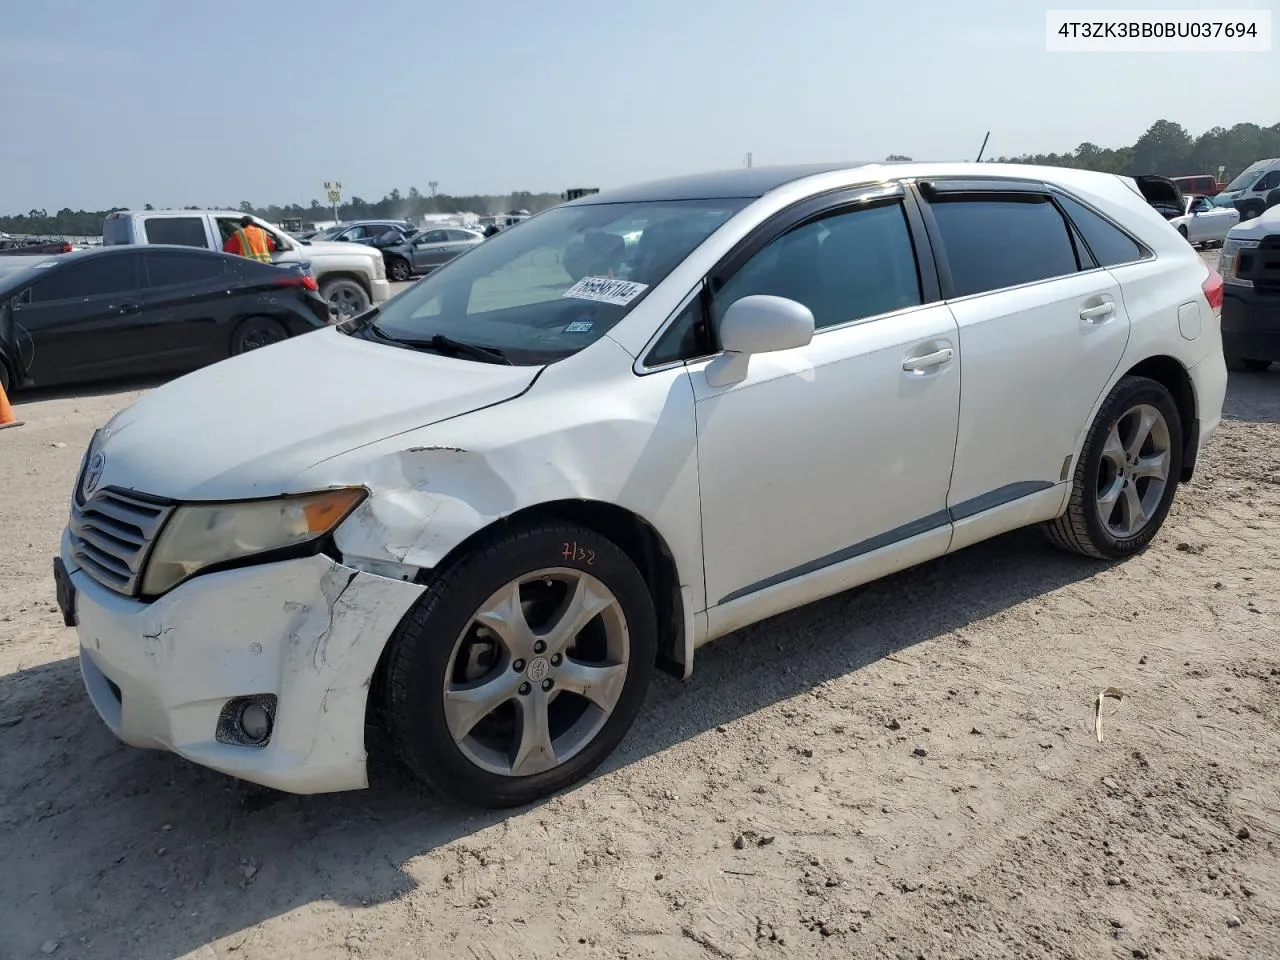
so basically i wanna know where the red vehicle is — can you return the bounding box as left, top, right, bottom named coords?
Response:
left=1172, top=174, right=1225, bottom=197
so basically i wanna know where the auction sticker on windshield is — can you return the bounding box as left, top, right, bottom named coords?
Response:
left=562, top=277, right=648, bottom=306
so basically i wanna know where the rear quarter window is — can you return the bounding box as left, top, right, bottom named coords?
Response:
left=102, top=217, right=132, bottom=246
left=1054, top=194, right=1146, bottom=267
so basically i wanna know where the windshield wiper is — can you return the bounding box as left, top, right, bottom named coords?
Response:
left=365, top=325, right=511, bottom=365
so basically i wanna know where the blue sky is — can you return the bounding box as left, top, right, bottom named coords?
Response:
left=1, top=0, right=1274, bottom=212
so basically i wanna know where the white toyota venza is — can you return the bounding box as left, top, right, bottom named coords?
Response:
left=56, top=162, right=1228, bottom=808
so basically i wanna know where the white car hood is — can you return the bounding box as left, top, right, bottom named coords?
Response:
left=92, top=328, right=541, bottom=500
left=1227, top=203, right=1280, bottom=238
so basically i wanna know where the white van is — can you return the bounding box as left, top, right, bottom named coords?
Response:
left=1214, top=158, right=1280, bottom=221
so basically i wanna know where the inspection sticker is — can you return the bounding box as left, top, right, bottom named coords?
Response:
left=563, top=320, right=594, bottom=333
left=562, top=276, right=648, bottom=306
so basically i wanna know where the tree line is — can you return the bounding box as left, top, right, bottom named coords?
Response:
left=3, top=118, right=1277, bottom=237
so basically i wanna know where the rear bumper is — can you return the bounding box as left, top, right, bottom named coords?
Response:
left=1222, top=284, right=1280, bottom=360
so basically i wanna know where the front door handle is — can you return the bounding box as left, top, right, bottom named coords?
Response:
left=1080, top=302, right=1115, bottom=324
left=109, top=301, right=140, bottom=315
left=903, top=346, right=954, bottom=373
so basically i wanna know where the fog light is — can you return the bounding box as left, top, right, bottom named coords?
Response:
left=216, top=694, right=277, bottom=747
left=239, top=703, right=272, bottom=743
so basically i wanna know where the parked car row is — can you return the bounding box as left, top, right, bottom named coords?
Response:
left=1220, top=201, right=1280, bottom=373
left=0, top=246, right=328, bottom=393
left=102, top=210, right=391, bottom=321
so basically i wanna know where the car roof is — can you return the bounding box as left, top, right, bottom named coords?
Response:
left=564, top=162, right=891, bottom=204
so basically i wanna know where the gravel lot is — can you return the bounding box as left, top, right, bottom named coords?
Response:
left=2, top=253, right=1278, bottom=960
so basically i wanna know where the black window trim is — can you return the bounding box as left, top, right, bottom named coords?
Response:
left=912, top=176, right=1150, bottom=302
left=635, top=180, right=941, bottom=374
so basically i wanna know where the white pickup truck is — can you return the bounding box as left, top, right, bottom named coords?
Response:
left=102, top=210, right=391, bottom=320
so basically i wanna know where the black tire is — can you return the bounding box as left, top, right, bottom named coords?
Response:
left=1177, top=225, right=1189, bottom=240
left=383, top=519, right=657, bottom=808
left=229, top=316, right=289, bottom=355
left=1238, top=203, right=1264, bottom=222
left=320, top=278, right=371, bottom=322
left=1043, top=375, right=1184, bottom=561
left=0, top=358, right=11, bottom=395
left=1226, top=356, right=1272, bottom=373
left=388, top=257, right=412, bottom=282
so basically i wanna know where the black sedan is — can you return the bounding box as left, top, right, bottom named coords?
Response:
left=0, top=245, right=329, bottom=393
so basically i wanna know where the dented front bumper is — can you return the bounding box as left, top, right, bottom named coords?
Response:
left=61, top=529, right=424, bottom=794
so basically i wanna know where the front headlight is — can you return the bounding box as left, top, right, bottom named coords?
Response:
left=141, top=488, right=366, bottom=597
left=1219, top=238, right=1259, bottom=286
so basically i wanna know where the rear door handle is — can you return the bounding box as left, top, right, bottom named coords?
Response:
left=902, top=346, right=954, bottom=373
left=1079, top=302, right=1115, bottom=324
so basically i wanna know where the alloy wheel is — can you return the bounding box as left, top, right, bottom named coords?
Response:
left=442, top=568, right=630, bottom=778
left=1095, top=403, right=1172, bottom=539
left=328, top=288, right=364, bottom=321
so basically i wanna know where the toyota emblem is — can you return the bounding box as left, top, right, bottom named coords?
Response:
left=83, top=452, right=106, bottom=497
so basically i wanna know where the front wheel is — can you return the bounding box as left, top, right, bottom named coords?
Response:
left=388, top=257, right=412, bottom=282
left=1177, top=225, right=1189, bottom=241
left=383, top=520, right=657, bottom=808
left=1043, top=375, right=1184, bottom=560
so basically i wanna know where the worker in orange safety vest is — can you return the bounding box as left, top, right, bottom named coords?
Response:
left=223, top=215, right=275, bottom=262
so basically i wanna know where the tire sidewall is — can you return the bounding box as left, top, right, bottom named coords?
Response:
left=385, top=522, right=657, bottom=807
left=1078, top=378, right=1184, bottom=557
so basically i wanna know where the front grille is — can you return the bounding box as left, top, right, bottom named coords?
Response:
left=1241, top=235, right=1280, bottom=296
left=69, top=488, right=174, bottom=596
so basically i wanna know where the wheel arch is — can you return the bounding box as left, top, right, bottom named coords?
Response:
left=1120, top=355, right=1198, bottom=482
left=364, top=498, right=689, bottom=730
left=318, top=270, right=373, bottom=297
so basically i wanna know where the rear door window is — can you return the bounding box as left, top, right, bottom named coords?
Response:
left=30, top=256, right=138, bottom=302
left=141, top=217, right=208, bottom=248
left=145, top=252, right=227, bottom=287
left=928, top=196, right=1083, bottom=297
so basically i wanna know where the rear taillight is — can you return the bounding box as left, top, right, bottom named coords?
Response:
left=60, top=241, right=72, bottom=253
left=275, top=274, right=319, bottom=291
left=1202, top=267, right=1224, bottom=312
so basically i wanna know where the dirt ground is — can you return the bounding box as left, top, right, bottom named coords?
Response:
left=2, top=279, right=1278, bottom=959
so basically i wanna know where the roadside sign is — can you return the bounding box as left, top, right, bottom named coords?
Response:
left=323, top=180, right=343, bottom=205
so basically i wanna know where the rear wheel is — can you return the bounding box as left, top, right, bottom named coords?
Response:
left=0, top=359, right=11, bottom=395
left=388, top=257, right=412, bottom=282
left=320, top=278, right=370, bottom=323
left=1044, top=376, right=1183, bottom=561
left=1226, top=356, right=1272, bottom=373
left=230, top=316, right=289, bottom=355
left=383, top=520, right=657, bottom=808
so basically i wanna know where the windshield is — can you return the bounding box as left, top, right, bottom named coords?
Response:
left=1225, top=162, right=1270, bottom=192
left=363, top=198, right=748, bottom=364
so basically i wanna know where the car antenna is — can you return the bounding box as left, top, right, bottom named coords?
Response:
left=975, top=131, right=991, bottom=163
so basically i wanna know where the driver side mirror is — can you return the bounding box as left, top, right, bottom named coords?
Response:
left=704, top=295, right=814, bottom=387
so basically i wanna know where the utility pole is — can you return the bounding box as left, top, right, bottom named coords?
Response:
left=745, top=152, right=753, bottom=168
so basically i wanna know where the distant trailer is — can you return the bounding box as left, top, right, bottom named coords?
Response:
left=563, top=188, right=600, bottom=201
